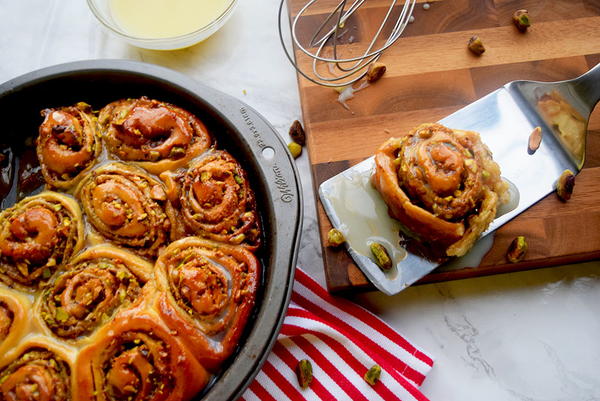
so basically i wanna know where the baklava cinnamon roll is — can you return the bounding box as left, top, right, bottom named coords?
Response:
left=373, top=123, right=508, bottom=257
left=0, top=289, right=30, bottom=360
left=176, top=150, right=261, bottom=250
left=154, top=237, right=260, bottom=372
left=38, top=245, right=152, bottom=341
left=99, top=97, right=212, bottom=174
left=37, top=102, right=102, bottom=190
left=76, top=162, right=173, bottom=258
left=0, top=192, right=84, bottom=291
left=75, top=288, right=209, bottom=401
left=0, top=339, right=74, bottom=401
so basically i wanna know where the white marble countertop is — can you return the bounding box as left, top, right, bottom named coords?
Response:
left=1, top=1, right=600, bottom=400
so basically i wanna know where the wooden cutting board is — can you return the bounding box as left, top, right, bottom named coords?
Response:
left=286, top=0, right=600, bottom=293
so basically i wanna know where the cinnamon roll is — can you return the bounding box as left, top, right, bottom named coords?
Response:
left=76, top=162, right=173, bottom=258
left=99, top=97, right=212, bottom=174
left=0, top=192, right=84, bottom=290
left=177, top=150, right=261, bottom=250
left=38, top=245, right=152, bottom=341
left=154, top=237, right=260, bottom=372
left=36, top=102, right=102, bottom=190
left=0, top=288, right=30, bottom=360
left=75, top=287, right=209, bottom=401
left=373, top=123, right=508, bottom=257
left=0, top=339, right=73, bottom=401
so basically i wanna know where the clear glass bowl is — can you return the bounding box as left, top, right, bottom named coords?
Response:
left=87, top=0, right=238, bottom=50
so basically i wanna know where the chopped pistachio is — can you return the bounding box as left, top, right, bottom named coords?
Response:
left=370, top=242, right=392, bottom=271
left=556, top=169, right=575, bottom=202
left=366, top=62, right=386, bottom=83
left=468, top=35, right=485, bottom=56
left=200, top=171, right=211, bottom=182
left=55, top=308, right=69, bottom=322
left=364, top=364, right=382, bottom=386
left=296, top=359, right=313, bottom=389
left=288, top=142, right=302, bottom=159
left=327, top=228, right=345, bottom=247
left=234, top=174, right=244, bottom=185
left=42, top=268, right=52, bottom=279
left=528, top=126, right=542, bottom=154
left=507, top=236, right=528, bottom=263
left=169, top=146, right=186, bottom=159
left=289, top=120, right=306, bottom=146
left=513, top=9, right=531, bottom=32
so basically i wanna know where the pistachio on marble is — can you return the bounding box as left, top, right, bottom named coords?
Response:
left=288, top=142, right=302, bottom=159
left=289, top=120, right=306, bottom=146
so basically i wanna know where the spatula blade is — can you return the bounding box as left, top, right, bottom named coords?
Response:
left=319, top=86, right=577, bottom=295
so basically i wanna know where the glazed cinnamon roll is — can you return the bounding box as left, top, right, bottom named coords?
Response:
left=38, top=245, right=152, bottom=341
left=0, top=192, right=84, bottom=290
left=154, top=237, right=260, bottom=372
left=0, top=288, right=30, bottom=360
left=76, top=162, right=173, bottom=258
left=176, top=150, right=261, bottom=249
left=373, top=123, right=508, bottom=257
left=37, top=102, right=102, bottom=190
left=99, top=97, right=212, bottom=174
left=75, top=288, right=209, bottom=401
left=0, top=339, right=73, bottom=401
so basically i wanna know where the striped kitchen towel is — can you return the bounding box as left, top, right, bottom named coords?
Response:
left=241, top=268, right=434, bottom=401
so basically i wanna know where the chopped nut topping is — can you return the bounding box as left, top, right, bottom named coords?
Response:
left=528, top=126, right=542, bottom=154
left=507, top=236, right=528, bottom=263
left=556, top=169, right=575, bottom=201
left=289, top=120, right=306, bottom=146
left=468, top=36, right=485, bottom=56
left=327, top=228, right=345, bottom=247
left=366, top=62, right=387, bottom=83
left=513, top=9, right=531, bottom=32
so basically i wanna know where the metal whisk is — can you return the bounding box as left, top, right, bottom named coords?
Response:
left=278, top=0, right=416, bottom=87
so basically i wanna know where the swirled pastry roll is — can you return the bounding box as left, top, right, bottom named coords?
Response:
left=373, top=123, right=508, bottom=257
left=0, top=338, right=74, bottom=401
left=36, top=102, right=102, bottom=190
left=174, top=150, right=261, bottom=250
left=154, top=237, right=260, bottom=372
left=37, top=245, right=152, bottom=341
left=99, top=97, right=213, bottom=174
left=76, top=162, right=174, bottom=259
left=0, top=288, right=30, bottom=361
left=75, top=287, right=209, bottom=401
left=0, top=192, right=84, bottom=291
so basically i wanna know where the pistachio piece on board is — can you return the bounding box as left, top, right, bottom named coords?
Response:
left=507, top=236, right=528, bottom=263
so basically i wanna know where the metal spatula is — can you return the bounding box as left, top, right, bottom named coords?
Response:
left=319, top=63, right=600, bottom=295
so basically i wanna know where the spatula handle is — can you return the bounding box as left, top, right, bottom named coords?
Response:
left=574, top=62, right=600, bottom=112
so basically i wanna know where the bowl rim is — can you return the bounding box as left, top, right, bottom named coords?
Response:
left=0, top=59, right=303, bottom=401
left=86, top=0, right=239, bottom=43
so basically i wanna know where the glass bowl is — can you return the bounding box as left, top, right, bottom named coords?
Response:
left=87, top=0, right=238, bottom=50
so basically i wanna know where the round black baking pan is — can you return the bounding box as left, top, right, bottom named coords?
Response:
left=0, top=59, right=303, bottom=400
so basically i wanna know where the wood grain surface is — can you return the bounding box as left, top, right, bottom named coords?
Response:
left=286, top=0, right=600, bottom=293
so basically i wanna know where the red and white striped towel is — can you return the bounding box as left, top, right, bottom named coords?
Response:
left=241, top=268, right=434, bottom=401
